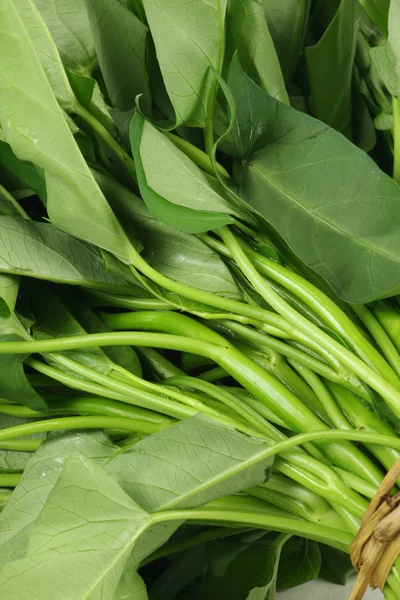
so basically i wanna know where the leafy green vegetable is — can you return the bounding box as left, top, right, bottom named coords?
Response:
left=306, top=0, right=358, bottom=137
left=263, top=0, right=311, bottom=81
left=237, top=85, right=400, bottom=302
left=142, top=0, right=227, bottom=126
left=130, top=113, right=236, bottom=232
left=371, top=0, right=400, bottom=99
left=0, top=1, right=133, bottom=262
left=84, top=0, right=151, bottom=113
left=34, top=0, right=96, bottom=75
left=227, top=0, right=289, bottom=104
left=277, top=537, right=321, bottom=590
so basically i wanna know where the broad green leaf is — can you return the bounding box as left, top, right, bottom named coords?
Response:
left=358, top=0, right=389, bottom=36
left=0, top=1, right=133, bottom=262
left=0, top=415, right=44, bottom=473
left=95, top=171, right=240, bottom=298
left=105, top=414, right=274, bottom=512
left=263, top=0, right=311, bottom=81
left=0, top=453, right=153, bottom=600
left=34, top=0, right=96, bottom=74
left=204, top=535, right=281, bottom=600
left=371, top=0, right=400, bottom=99
left=228, top=0, right=289, bottom=104
left=306, top=0, right=358, bottom=137
left=85, top=0, right=151, bottom=113
left=0, top=313, right=46, bottom=411
left=142, top=0, right=227, bottom=126
left=0, top=216, right=133, bottom=291
left=0, top=431, right=116, bottom=565
left=227, top=53, right=273, bottom=160
left=237, top=91, right=400, bottom=303
left=130, top=114, right=235, bottom=233
left=0, top=142, right=47, bottom=201
left=13, top=0, right=76, bottom=110
left=277, top=537, right=321, bottom=590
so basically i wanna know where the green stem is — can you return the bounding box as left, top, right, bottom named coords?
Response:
left=392, top=97, right=400, bottom=183
left=0, top=416, right=167, bottom=441
left=74, top=103, right=136, bottom=180
left=0, top=439, right=41, bottom=451
left=150, top=507, right=352, bottom=550
left=137, top=347, right=185, bottom=379
left=0, top=474, right=21, bottom=487
left=218, top=226, right=400, bottom=419
left=198, top=366, right=228, bottom=382
left=89, top=290, right=172, bottom=311
left=164, top=132, right=229, bottom=178
left=353, top=304, right=400, bottom=378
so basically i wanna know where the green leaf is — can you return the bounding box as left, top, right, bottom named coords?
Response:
left=149, top=546, right=207, bottom=600
left=0, top=453, right=153, bottom=600
left=0, top=216, right=133, bottom=291
left=84, top=0, right=151, bottom=113
left=277, top=537, right=321, bottom=590
left=0, top=313, right=46, bottom=411
left=34, top=0, right=96, bottom=74
left=130, top=113, right=235, bottom=233
left=114, top=570, right=149, bottom=600
left=319, top=544, right=354, bottom=585
left=237, top=91, right=400, bottom=303
left=0, top=415, right=45, bottom=473
left=0, top=275, right=19, bottom=318
left=105, top=414, right=274, bottom=512
left=0, top=142, right=47, bottom=201
left=227, top=0, right=288, bottom=104
left=66, top=69, right=116, bottom=133
left=227, top=53, right=273, bottom=160
left=0, top=431, right=115, bottom=565
left=263, top=0, right=311, bottom=81
left=94, top=171, right=240, bottom=298
left=13, top=0, right=76, bottom=110
left=0, top=1, right=133, bottom=262
left=358, top=0, right=389, bottom=36
left=371, top=0, right=400, bottom=99
left=204, top=533, right=290, bottom=600
left=306, top=0, right=358, bottom=137
left=142, top=0, right=227, bottom=126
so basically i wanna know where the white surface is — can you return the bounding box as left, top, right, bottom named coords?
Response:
left=278, top=577, right=383, bottom=599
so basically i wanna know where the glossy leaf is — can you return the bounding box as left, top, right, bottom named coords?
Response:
left=263, top=0, right=311, bottom=81
left=85, top=0, right=151, bottom=113
left=0, top=216, right=133, bottom=291
left=371, top=0, right=400, bottom=99
left=34, top=0, right=96, bottom=74
left=95, top=170, right=240, bottom=298
left=228, top=0, right=288, bottom=104
left=149, top=546, right=207, bottom=600
left=306, top=0, right=358, bottom=137
left=130, top=113, right=235, bottom=233
left=13, top=0, right=76, bottom=110
left=237, top=89, right=400, bottom=303
left=142, top=0, right=227, bottom=126
left=0, top=1, right=133, bottom=262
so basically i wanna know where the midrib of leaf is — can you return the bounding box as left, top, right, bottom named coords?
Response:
left=249, top=161, right=400, bottom=266
left=141, top=436, right=271, bottom=511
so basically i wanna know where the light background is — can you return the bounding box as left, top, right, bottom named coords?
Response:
left=279, top=577, right=383, bottom=599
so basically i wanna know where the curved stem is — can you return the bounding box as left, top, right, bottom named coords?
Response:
left=0, top=474, right=21, bottom=487
left=150, top=507, right=352, bottom=550
left=164, top=132, right=229, bottom=178
left=218, top=226, right=400, bottom=419
left=0, top=439, right=41, bottom=451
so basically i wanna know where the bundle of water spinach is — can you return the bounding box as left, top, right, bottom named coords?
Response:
left=1, top=1, right=400, bottom=599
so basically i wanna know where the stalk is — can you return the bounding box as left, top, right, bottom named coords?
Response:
left=392, top=97, right=400, bottom=183
left=217, top=226, right=400, bottom=419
